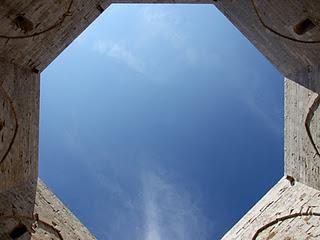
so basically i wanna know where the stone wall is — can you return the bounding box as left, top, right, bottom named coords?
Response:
left=0, top=179, right=95, bottom=240
left=285, top=77, right=320, bottom=190
left=0, top=59, right=39, bottom=193
left=222, top=177, right=320, bottom=239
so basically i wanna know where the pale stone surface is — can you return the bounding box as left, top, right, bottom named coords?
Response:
left=285, top=78, right=320, bottom=190
left=222, top=177, right=320, bottom=239
left=0, top=59, right=39, bottom=193
left=0, top=179, right=96, bottom=240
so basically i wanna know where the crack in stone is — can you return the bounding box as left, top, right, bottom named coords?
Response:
left=305, top=95, right=320, bottom=158
left=252, top=211, right=320, bottom=240
left=0, top=80, right=18, bottom=164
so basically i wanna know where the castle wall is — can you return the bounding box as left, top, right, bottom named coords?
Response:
left=285, top=77, right=320, bottom=190
left=0, top=179, right=96, bottom=240
left=0, top=59, right=39, bottom=192
left=222, top=177, right=320, bottom=239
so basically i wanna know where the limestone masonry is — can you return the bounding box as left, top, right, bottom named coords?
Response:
left=0, top=0, right=319, bottom=239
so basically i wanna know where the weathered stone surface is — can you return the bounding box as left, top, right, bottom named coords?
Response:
left=222, top=177, right=320, bottom=239
left=0, top=179, right=96, bottom=240
left=0, top=59, right=39, bottom=192
left=285, top=78, right=320, bottom=190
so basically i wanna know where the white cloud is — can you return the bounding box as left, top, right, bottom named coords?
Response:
left=93, top=40, right=145, bottom=74
left=142, top=170, right=213, bottom=240
left=141, top=7, right=201, bottom=66
left=246, top=95, right=282, bottom=135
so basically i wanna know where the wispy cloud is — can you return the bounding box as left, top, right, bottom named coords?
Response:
left=234, top=71, right=283, bottom=136
left=141, top=7, right=201, bottom=66
left=93, top=40, right=145, bottom=74
left=142, top=170, right=213, bottom=240
left=246, top=95, right=282, bottom=136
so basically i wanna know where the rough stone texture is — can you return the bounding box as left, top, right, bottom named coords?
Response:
left=0, top=179, right=96, bottom=240
left=285, top=78, right=320, bottom=190
left=222, top=177, right=320, bottom=239
left=0, top=59, right=39, bottom=193
left=0, top=0, right=110, bottom=72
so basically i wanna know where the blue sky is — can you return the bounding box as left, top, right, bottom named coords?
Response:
left=39, top=4, right=283, bottom=240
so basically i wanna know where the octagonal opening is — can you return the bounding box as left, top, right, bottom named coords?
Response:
left=39, top=4, right=283, bottom=239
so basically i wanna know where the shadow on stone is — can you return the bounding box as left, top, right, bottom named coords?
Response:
left=0, top=179, right=37, bottom=240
